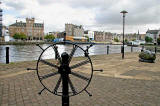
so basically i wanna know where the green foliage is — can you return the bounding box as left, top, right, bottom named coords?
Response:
left=44, top=34, right=55, bottom=41
left=13, top=33, right=27, bottom=40
left=114, top=38, right=119, bottom=42
left=84, top=36, right=90, bottom=42
left=20, top=33, right=27, bottom=40
left=157, top=38, right=160, bottom=45
left=125, top=39, right=128, bottom=43
left=13, top=33, right=20, bottom=39
left=132, top=39, right=136, bottom=41
left=139, top=52, right=156, bottom=60
left=145, top=36, right=153, bottom=43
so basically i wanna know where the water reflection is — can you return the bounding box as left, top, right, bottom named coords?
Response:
left=0, top=44, right=141, bottom=63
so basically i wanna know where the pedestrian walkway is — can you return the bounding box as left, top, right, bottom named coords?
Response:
left=0, top=53, right=160, bottom=106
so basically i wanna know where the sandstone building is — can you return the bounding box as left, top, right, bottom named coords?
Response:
left=94, top=31, right=112, bottom=42
left=65, top=23, right=84, bottom=37
left=65, top=23, right=86, bottom=42
left=9, top=18, right=44, bottom=40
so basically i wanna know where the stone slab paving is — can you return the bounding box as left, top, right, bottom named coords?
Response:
left=0, top=53, right=160, bottom=106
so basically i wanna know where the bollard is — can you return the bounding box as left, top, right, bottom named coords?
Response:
left=6, top=47, right=9, bottom=64
left=121, top=46, right=123, bottom=53
left=121, top=46, right=124, bottom=59
left=155, top=46, right=157, bottom=54
left=107, top=46, right=109, bottom=54
left=141, top=46, right=144, bottom=52
left=64, top=32, right=66, bottom=42
left=131, top=46, right=133, bottom=52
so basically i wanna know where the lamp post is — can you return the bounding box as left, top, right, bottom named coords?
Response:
left=120, top=10, right=128, bottom=59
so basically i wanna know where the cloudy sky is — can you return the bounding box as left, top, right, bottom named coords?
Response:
left=1, top=0, right=160, bottom=34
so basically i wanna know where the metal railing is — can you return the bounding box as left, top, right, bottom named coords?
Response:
left=0, top=45, right=159, bottom=64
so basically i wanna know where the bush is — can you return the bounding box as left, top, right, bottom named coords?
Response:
left=145, top=36, right=153, bottom=43
left=84, top=36, right=89, bottom=42
left=132, top=39, right=136, bottom=41
left=44, top=34, right=55, bottom=41
left=13, top=33, right=27, bottom=40
left=13, top=33, right=20, bottom=39
left=114, top=38, right=119, bottom=42
left=157, top=38, right=160, bottom=45
left=139, top=50, right=156, bottom=60
left=125, top=39, right=128, bottom=44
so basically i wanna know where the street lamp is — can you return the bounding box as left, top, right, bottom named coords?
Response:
left=120, top=10, right=128, bottom=59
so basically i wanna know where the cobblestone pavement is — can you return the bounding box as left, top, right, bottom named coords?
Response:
left=1, top=53, right=160, bottom=106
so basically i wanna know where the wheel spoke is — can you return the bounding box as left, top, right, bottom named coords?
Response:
left=70, top=59, right=90, bottom=69
left=52, top=45, right=62, bottom=63
left=68, top=45, right=78, bottom=63
left=40, top=72, right=59, bottom=80
left=71, top=72, right=90, bottom=81
left=40, top=59, right=59, bottom=69
left=53, top=76, right=62, bottom=94
left=68, top=77, right=77, bottom=95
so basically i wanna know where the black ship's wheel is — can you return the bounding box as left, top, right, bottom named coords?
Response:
left=27, top=41, right=102, bottom=106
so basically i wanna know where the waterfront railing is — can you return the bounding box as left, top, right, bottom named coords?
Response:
left=0, top=45, right=159, bottom=64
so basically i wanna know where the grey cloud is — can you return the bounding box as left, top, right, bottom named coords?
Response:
left=67, top=0, right=114, bottom=8
left=37, top=0, right=160, bottom=26
left=37, top=0, right=63, bottom=5
left=4, top=0, right=160, bottom=33
left=37, top=0, right=53, bottom=5
left=37, top=0, right=117, bottom=8
left=4, top=1, right=26, bottom=10
left=94, top=0, right=160, bottom=26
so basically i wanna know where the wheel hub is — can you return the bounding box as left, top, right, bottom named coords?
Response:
left=58, top=52, right=71, bottom=74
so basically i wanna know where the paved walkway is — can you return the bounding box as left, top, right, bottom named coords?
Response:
left=1, top=53, right=160, bottom=106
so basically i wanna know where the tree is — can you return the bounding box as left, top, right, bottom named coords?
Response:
left=13, top=33, right=20, bottom=39
left=13, top=33, right=27, bottom=40
left=145, top=36, right=153, bottom=43
left=157, top=38, right=160, bottom=45
left=84, top=36, right=89, bottom=42
left=20, top=33, right=27, bottom=40
left=125, top=39, right=128, bottom=43
left=114, top=38, right=119, bottom=42
left=132, top=39, right=136, bottom=41
left=44, top=34, right=55, bottom=41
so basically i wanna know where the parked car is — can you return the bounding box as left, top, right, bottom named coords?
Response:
left=128, top=40, right=145, bottom=46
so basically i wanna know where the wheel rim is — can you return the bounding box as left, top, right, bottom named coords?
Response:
left=36, top=42, right=93, bottom=97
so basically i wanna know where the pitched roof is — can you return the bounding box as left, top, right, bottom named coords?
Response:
left=146, top=30, right=160, bottom=34
left=34, top=23, right=43, bottom=27
left=10, top=22, right=43, bottom=27
left=10, top=22, right=26, bottom=27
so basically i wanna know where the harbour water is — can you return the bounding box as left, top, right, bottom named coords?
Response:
left=0, top=44, right=141, bottom=63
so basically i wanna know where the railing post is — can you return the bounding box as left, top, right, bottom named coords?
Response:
left=121, top=46, right=123, bottom=53
left=6, top=47, right=9, bottom=64
left=131, top=46, right=133, bottom=52
left=61, top=52, right=69, bottom=106
left=155, top=46, right=157, bottom=54
left=141, top=46, right=144, bottom=52
left=107, top=45, right=109, bottom=55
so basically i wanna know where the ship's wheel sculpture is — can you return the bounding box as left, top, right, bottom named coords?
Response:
left=27, top=41, right=103, bottom=106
